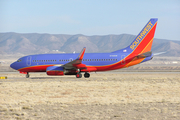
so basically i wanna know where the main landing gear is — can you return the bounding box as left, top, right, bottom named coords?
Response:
left=76, top=72, right=90, bottom=78
left=76, top=72, right=82, bottom=78
left=84, top=72, right=90, bottom=78
left=26, top=72, right=30, bottom=78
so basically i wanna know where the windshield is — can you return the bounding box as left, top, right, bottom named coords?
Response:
left=17, top=59, right=22, bottom=62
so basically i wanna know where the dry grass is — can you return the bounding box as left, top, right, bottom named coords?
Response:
left=0, top=72, right=180, bottom=119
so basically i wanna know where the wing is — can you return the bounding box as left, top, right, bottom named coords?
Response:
left=63, top=47, right=87, bottom=70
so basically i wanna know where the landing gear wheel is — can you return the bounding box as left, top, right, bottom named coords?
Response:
left=84, top=72, right=90, bottom=78
left=76, top=73, right=82, bottom=78
left=26, top=72, right=30, bottom=78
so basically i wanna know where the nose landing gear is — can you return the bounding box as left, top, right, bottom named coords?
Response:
left=26, top=72, right=30, bottom=78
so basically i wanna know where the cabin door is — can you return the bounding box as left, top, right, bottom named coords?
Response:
left=27, top=56, right=32, bottom=66
left=121, top=55, right=126, bottom=65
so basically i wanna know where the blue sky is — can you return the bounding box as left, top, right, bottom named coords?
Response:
left=1, top=0, right=180, bottom=40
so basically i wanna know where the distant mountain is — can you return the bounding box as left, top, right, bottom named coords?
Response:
left=0, top=32, right=180, bottom=56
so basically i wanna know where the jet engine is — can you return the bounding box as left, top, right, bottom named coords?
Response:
left=46, top=66, right=65, bottom=75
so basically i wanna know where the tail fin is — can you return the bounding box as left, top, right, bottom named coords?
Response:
left=113, top=18, right=158, bottom=54
left=128, top=18, right=158, bottom=53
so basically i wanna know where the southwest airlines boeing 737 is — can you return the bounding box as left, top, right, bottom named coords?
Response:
left=10, top=18, right=158, bottom=78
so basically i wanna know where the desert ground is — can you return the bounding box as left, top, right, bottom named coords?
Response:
left=0, top=56, right=180, bottom=119
left=0, top=72, right=180, bottom=120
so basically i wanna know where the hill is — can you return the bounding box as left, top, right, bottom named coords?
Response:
left=0, top=32, right=180, bottom=56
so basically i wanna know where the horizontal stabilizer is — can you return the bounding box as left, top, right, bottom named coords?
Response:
left=136, top=51, right=152, bottom=58
left=153, top=51, right=166, bottom=56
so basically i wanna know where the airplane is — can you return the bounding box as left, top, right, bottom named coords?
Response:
left=10, top=18, right=158, bottom=78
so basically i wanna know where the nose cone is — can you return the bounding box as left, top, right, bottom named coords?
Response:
left=10, top=62, right=17, bottom=70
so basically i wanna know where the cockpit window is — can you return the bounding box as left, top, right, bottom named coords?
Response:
left=17, top=59, right=22, bottom=62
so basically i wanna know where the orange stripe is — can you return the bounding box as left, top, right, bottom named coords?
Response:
left=124, top=57, right=145, bottom=68
left=141, top=38, right=154, bottom=53
left=123, top=37, right=154, bottom=68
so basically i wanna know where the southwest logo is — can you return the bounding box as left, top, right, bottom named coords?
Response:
left=130, top=21, right=153, bottom=50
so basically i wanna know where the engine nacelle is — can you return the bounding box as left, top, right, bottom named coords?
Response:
left=46, top=66, right=64, bottom=76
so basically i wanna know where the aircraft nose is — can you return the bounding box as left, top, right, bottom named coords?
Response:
left=10, top=62, right=17, bottom=70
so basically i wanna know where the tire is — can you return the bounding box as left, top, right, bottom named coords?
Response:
left=76, top=73, right=82, bottom=78
left=84, top=72, right=90, bottom=78
left=26, top=73, right=29, bottom=78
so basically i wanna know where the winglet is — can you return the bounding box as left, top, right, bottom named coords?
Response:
left=77, top=47, right=86, bottom=60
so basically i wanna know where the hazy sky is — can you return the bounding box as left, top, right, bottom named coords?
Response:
left=1, top=0, right=180, bottom=40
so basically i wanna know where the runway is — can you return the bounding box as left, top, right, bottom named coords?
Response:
left=0, top=72, right=180, bottom=119
left=0, top=71, right=179, bottom=81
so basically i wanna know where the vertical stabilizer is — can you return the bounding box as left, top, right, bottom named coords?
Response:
left=113, top=18, right=158, bottom=54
